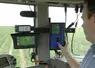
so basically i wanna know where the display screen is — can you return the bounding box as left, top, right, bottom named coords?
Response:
left=50, top=23, right=65, bottom=50
left=11, top=33, right=37, bottom=49
left=52, top=24, right=59, bottom=34
left=0, top=57, right=9, bottom=68
left=17, top=36, right=35, bottom=46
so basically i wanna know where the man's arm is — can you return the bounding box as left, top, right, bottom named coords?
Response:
left=58, top=44, right=80, bottom=68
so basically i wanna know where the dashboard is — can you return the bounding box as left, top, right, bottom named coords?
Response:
left=0, top=54, right=16, bottom=68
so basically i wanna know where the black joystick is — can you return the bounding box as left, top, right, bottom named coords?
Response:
left=56, top=37, right=60, bottom=42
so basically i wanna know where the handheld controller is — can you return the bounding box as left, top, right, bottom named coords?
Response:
left=50, top=23, right=65, bottom=50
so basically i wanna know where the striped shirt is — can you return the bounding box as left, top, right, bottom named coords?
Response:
left=80, top=44, right=95, bottom=68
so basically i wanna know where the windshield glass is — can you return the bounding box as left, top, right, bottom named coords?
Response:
left=0, top=3, right=34, bottom=67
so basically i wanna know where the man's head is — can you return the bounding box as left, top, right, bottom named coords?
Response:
left=84, top=0, right=95, bottom=19
left=82, top=0, right=95, bottom=43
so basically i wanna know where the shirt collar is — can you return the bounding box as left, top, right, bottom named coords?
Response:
left=91, top=44, right=95, bottom=54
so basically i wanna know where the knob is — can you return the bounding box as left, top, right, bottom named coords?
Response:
left=56, top=37, right=60, bottom=42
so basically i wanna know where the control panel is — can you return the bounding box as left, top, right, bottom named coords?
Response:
left=0, top=54, right=16, bottom=68
left=50, top=23, right=65, bottom=50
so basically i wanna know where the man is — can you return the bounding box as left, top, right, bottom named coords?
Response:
left=58, top=0, right=95, bottom=68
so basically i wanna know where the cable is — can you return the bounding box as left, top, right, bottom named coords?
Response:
left=71, top=33, right=76, bottom=55
left=29, top=5, right=32, bottom=11
left=80, top=5, right=83, bottom=13
left=71, top=13, right=81, bottom=56
left=64, top=4, right=69, bottom=44
left=54, top=50, right=61, bottom=57
left=30, top=48, right=38, bottom=65
left=70, top=5, right=79, bottom=55
left=71, top=12, right=78, bottom=55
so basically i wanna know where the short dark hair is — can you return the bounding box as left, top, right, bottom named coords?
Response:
left=84, top=0, right=95, bottom=19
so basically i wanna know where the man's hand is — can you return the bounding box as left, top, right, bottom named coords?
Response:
left=58, top=43, right=69, bottom=56
left=58, top=42, right=80, bottom=68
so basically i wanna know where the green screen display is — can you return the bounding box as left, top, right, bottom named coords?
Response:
left=17, top=36, right=35, bottom=46
left=52, top=24, right=59, bottom=34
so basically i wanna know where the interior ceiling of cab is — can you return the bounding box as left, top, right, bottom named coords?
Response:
left=0, top=0, right=83, bottom=5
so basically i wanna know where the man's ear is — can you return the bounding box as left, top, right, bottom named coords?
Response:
left=91, top=13, right=95, bottom=23
left=93, top=14, right=95, bottom=23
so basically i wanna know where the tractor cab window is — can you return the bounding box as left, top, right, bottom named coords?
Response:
left=0, top=3, right=34, bottom=67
